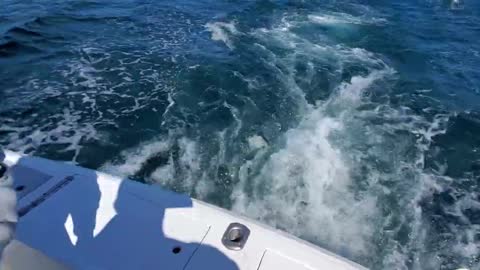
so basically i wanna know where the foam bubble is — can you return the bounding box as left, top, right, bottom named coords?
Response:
left=205, top=21, right=238, bottom=49
left=247, top=135, right=268, bottom=151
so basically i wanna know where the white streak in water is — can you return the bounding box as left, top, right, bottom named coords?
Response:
left=205, top=21, right=238, bottom=50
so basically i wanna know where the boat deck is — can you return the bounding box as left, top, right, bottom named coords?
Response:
left=3, top=150, right=366, bottom=270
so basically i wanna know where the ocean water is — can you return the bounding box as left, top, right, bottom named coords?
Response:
left=1, top=0, right=480, bottom=268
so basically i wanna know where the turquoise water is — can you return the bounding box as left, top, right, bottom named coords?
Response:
left=1, top=0, right=480, bottom=268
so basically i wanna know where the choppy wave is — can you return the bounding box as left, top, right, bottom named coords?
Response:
left=0, top=40, right=41, bottom=57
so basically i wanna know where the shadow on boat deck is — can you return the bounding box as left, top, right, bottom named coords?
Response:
left=2, top=152, right=239, bottom=270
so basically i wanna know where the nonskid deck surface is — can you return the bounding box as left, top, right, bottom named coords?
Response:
left=2, top=151, right=366, bottom=270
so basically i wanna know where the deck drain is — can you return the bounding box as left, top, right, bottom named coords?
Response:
left=172, top=246, right=181, bottom=254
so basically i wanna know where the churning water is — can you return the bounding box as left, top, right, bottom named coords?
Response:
left=1, top=0, right=480, bottom=269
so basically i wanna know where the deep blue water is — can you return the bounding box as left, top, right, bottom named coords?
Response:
left=1, top=0, right=480, bottom=269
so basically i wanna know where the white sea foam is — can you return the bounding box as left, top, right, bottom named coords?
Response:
left=247, top=135, right=268, bottom=151
left=161, top=91, right=176, bottom=126
left=224, top=101, right=243, bottom=138
left=205, top=21, right=238, bottom=49
left=331, top=69, right=392, bottom=105
left=232, top=71, right=388, bottom=256
left=308, top=12, right=386, bottom=26
left=308, top=14, right=359, bottom=25
left=226, top=18, right=390, bottom=258
left=101, top=136, right=208, bottom=197
left=1, top=38, right=183, bottom=162
left=102, top=139, right=172, bottom=177
left=1, top=106, right=98, bottom=162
